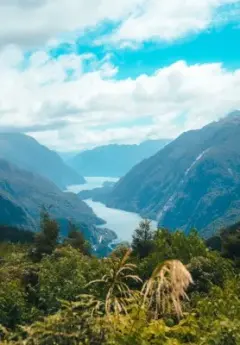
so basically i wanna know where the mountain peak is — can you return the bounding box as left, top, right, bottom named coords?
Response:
left=225, top=110, right=240, bottom=120
left=228, top=109, right=240, bottom=116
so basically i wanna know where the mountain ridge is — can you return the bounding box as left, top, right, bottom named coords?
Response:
left=0, top=133, right=85, bottom=189
left=0, top=158, right=116, bottom=248
left=69, top=139, right=171, bottom=177
left=103, top=113, right=240, bottom=237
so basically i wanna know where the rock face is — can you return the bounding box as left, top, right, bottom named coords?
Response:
left=105, top=112, right=240, bottom=237
left=0, top=133, right=85, bottom=189
left=69, top=139, right=170, bottom=177
left=0, top=159, right=116, bottom=249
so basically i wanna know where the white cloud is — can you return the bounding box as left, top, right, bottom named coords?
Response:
left=0, top=0, right=239, bottom=152
left=0, top=46, right=240, bottom=151
left=0, top=0, right=239, bottom=48
left=109, top=0, right=240, bottom=45
left=0, top=0, right=140, bottom=47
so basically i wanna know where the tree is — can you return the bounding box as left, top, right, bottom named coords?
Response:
left=188, top=252, right=234, bottom=293
left=87, top=249, right=142, bottom=315
left=138, top=229, right=208, bottom=281
left=30, top=209, right=59, bottom=261
left=132, top=220, right=154, bottom=259
left=110, top=244, right=131, bottom=259
left=222, top=229, right=240, bottom=261
left=64, top=222, right=91, bottom=256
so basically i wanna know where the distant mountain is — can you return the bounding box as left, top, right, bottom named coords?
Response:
left=78, top=181, right=116, bottom=201
left=0, top=159, right=116, bottom=248
left=105, top=111, right=240, bottom=237
left=57, top=151, right=78, bottom=162
left=69, top=140, right=170, bottom=177
left=0, top=133, right=85, bottom=189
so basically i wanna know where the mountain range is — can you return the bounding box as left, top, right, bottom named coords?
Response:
left=1, top=112, right=240, bottom=246
left=0, top=159, right=116, bottom=249
left=69, top=139, right=170, bottom=177
left=102, top=112, right=240, bottom=237
left=0, top=133, right=85, bottom=189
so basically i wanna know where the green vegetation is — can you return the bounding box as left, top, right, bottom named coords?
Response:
left=0, top=217, right=239, bottom=344
left=0, top=159, right=116, bottom=254
left=104, top=114, right=240, bottom=236
left=0, top=225, right=34, bottom=244
left=0, top=158, right=101, bottom=230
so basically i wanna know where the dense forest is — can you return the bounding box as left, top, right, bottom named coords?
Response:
left=0, top=214, right=239, bottom=344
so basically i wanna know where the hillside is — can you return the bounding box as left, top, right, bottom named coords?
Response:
left=105, top=112, right=240, bottom=237
left=69, top=139, right=170, bottom=177
left=78, top=181, right=116, bottom=201
left=0, top=133, right=85, bottom=189
left=0, top=159, right=116, bottom=248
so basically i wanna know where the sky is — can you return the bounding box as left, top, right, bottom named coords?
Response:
left=0, top=0, right=240, bottom=151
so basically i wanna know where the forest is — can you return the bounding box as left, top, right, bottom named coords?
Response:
left=0, top=212, right=239, bottom=345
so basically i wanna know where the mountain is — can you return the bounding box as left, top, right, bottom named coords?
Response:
left=104, top=112, right=240, bottom=237
left=78, top=181, right=116, bottom=201
left=69, top=140, right=170, bottom=177
left=57, top=151, right=78, bottom=162
left=0, top=133, right=85, bottom=189
left=0, top=159, right=116, bottom=248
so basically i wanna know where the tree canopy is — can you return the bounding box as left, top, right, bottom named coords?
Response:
left=0, top=215, right=239, bottom=344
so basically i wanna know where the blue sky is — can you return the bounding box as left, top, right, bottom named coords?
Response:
left=0, top=0, right=239, bottom=151
left=51, top=21, right=240, bottom=79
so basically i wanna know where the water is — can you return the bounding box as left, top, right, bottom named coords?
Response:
left=85, top=199, right=146, bottom=242
left=67, top=177, right=157, bottom=242
left=67, top=176, right=119, bottom=193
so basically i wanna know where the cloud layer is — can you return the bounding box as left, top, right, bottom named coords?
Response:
left=1, top=0, right=239, bottom=47
left=0, top=0, right=240, bottom=150
left=109, top=0, right=240, bottom=45
left=1, top=45, right=240, bottom=150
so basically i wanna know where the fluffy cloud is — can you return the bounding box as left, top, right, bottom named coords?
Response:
left=0, top=0, right=239, bottom=152
left=0, top=0, right=239, bottom=48
left=109, top=0, right=240, bottom=45
left=0, top=0, right=139, bottom=47
left=0, top=45, right=240, bottom=151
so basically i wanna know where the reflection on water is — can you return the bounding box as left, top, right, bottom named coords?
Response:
left=67, top=177, right=157, bottom=242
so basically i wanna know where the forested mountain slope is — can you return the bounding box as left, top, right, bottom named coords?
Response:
left=105, top=112, right=240, bottom=237
left=0, top=133, right=85, bottom=189
left=0, top=159, right=115, bottom=247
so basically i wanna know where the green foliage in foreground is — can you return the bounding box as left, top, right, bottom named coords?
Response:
left=0, top=218, right=239, bottom=344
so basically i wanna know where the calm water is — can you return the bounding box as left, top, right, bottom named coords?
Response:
left=67, top=176, right=119, bottom=193
left=67, top=177, right=157, bottom=242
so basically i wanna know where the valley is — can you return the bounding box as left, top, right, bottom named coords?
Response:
left=1, top=5, right=240, bottom=343
left=1, top=113, right=240, bottom=247
left=67, top=177, right=157, bottom=242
